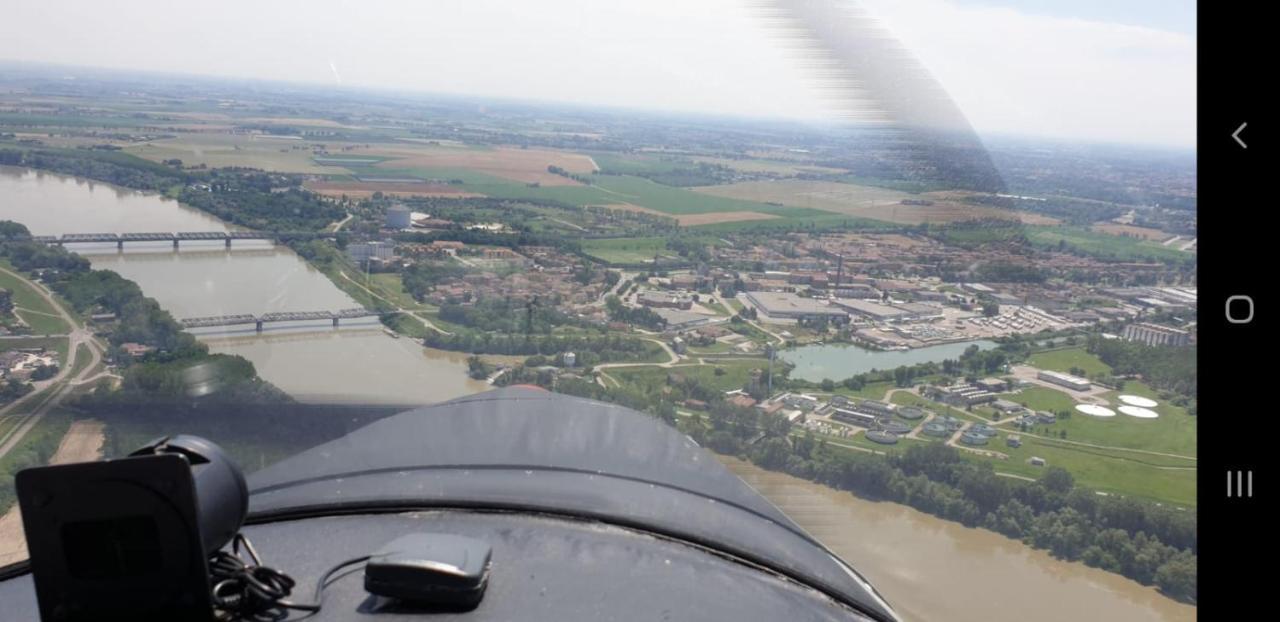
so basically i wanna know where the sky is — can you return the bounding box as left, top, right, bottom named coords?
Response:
left=0, top=0, right=1195, bottom=148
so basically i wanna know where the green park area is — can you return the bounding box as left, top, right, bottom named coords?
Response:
left=0, top=261, right=72, bottom=335
left=1028, top=346, right=1113, bottom=376
left=890, top=374, right=1196, bottom=508
left=581, top=237, right=671, bottom=264
left=1027, top=226, right=1193, bottom=263
left=609, top=358, right=767, bottom=395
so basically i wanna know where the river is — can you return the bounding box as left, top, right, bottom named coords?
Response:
left=781, top=340, right=998, bottom=382
left=0, top=165, right=486, bottom=403
left=1, top=166, right=1196, bottom=620
left=721, top=457, right=1195, bottom=622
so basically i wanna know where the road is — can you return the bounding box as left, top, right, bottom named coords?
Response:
left=327, top=212, right=354, bottom=232
left=594, top=338, right=680, bottom=371
left=0, top=265, right=106, bottom=460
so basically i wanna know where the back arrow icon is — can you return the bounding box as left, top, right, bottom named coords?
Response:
left=1233, top=122, right=1248, bottom=149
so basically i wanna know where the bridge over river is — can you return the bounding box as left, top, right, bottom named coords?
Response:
left=180, top=308, right=381, bottom=333
left=26, top=231, right=336, bottom=249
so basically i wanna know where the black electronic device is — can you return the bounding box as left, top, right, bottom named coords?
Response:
left=364, top=533, right=493, bottom=609
left=15, top=453, right=214, bottom=621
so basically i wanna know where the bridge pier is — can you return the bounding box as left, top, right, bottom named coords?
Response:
left=332, top=317, right=340, bottom=328
left=255, top=320, right=264, bottom=333
left=173, top=238, right=179, bottom=249
left=117, top=240, right=124, bottom=251
left=225, top=237, right=232, bottom=248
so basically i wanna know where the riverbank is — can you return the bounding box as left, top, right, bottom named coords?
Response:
left=720, top=456, right=1196, bottom=622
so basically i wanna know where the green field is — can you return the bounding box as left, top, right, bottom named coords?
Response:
left=590, top=175, right=826, bottom=217
left=888, top=388, right=1195, bottom=506
left=590, top=153, right=687, bottom=176
left=610, top=359, right=766, bottom=394
left=0, top=261, right=72, bottom=334
left=366, top=273, right=422, bottom=309
left=581, top=237, right=671, bottom=264
left=1028, top=347, right=1113, bottom=376
left=1027, top=226, right=1193, bottom=262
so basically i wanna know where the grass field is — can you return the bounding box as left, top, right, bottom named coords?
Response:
left=1027, top=226, right=1193, bottom=262
left=580, top=237, right=671, bottom=264
left=0, top=261, right=71, bottom=334
left=693, top=180, right=1056, bottom=226
left=889, top=390, right=1195, bottom=506
left=609, top=359, right=766, bottom=394
left=365, top=273, right=422, bottom=309
left=126, top=134, right=334, bottom=174
left=1028, top=347, right=1113, bottom=376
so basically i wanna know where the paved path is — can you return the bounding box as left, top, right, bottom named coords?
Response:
left=595, top=338, right=680, bottom=371
left=336, top=270, right=451, bottom=335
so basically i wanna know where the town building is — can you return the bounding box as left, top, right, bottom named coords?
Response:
left=638, top=291, right=693, bottom=310
left=347, top=241, right=395, bottom=263
left=1121, top=322, right=1191, bottom=347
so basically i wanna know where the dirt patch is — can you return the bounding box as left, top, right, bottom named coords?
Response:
left=361, top=145, right=597, bottom=186
left=303, top=180, right=482, bottom=199
left=1090, top=223, right=1171, bottom=241
left=0, top=420, right=105, bottom=566
left=677, top=211, right=779, bottom=226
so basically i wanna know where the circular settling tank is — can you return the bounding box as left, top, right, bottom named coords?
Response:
left=1118, top=395, right=1158, bottom=408
left=1075, top=404, right=1116, bottom=417
left=1118, top=405, right=1159, bottom=419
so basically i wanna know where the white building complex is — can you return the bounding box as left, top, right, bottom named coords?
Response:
left=1121, top=322, right=1191, bottom=347
left=1037, top=370, right=1092, bottom=391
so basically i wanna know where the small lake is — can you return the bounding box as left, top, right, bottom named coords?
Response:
left=780, top=339, right=997, bottom=382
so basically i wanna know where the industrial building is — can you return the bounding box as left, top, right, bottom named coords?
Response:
left=1121, top=322, right=1191, bottom=347
left=850, top=400, right=895, bottom=418
left=385, top=206, right=413, bottom=229
left=347, top=241, right=395, bottom=263
left=652, top=307, right=715, bottom=331
left=744, top=292, right=848, bottom=321
left=1037, top=370, right=1092, bottom=391
left=926, top=383, right=997, bottom=407
left=831, top=298, right=911, bottom=321
left=638, top=291, right=693, bottom=310
left=830, top=407, right=877, bottom=427
left=976, top=377, right=1009, bottom=393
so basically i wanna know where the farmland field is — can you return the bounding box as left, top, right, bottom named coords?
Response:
left=1090, top=222, right=1173, bottom=241
left=363, top=145, right=597, bottom=186
left=1027, top=226, right=1193, bottom=261
left=694, top=180, right=1059, bottom=226
left=125, top=134, right=336, bottom=173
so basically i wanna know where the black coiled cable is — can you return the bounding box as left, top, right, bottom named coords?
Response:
left=209, top=533, right=368, bottom=621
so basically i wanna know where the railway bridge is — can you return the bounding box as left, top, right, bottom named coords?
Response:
left=179, top=308, right=381, bottom=333
left=29, top=231, right=333, bottom=249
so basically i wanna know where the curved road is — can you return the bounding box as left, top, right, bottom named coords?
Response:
left=0, top=265, right=106, bottom=459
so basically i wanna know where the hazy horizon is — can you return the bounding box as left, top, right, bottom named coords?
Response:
left=0, top=0, right=1195, bottom=148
